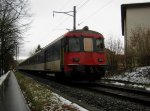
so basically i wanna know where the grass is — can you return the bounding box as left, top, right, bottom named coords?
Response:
left=15, top=72, right=45, bottom=111
left=15, top=71, right=79, bottom=111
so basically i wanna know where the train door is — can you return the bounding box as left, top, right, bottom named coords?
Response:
left=60, top=38, right=65, bottom=71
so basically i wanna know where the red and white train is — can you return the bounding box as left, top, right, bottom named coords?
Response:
left=19, top=27, right=106, bottom=81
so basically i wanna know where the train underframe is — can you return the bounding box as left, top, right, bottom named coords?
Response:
left=19, top=65, right=105, bottom=81
left=64, top=65, right=105, bottom=81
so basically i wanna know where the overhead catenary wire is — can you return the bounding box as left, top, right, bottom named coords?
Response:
left=78, top=0, right=112, bottom=26
left=52, top=0, right=74, bottom=30
left=53, top=0, right=111, bottom=31
left=52, top=6, right=76, bottom=30
left=77, top=0, right=90, bottom=11
left=52, top=0, right=90, bottom=31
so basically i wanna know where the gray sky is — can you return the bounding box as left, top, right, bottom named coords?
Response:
left=19, top=0, right=150, bottom=60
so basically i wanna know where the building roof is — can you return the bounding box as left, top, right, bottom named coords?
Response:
left=121, top=2, right=150, bottom=35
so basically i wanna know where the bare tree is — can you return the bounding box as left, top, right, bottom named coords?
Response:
left=126, top=45, right=136, bottom=70
left=130, top=26, right=150, bottom=67
left=105, top=37, right=124, bottom=70
left=0, top=0, right=30, bottom=75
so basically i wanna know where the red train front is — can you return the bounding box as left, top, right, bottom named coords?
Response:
left=63, top=27, right=106, bottom=80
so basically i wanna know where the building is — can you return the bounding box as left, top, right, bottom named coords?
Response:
left=121, top=2, right=150, bottom=52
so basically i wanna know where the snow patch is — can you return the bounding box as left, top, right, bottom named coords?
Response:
left=112, top=82, right=125, bottom=86
left=145, top=87, right=150, bottom=91
left=0, top=71, right=10, bottom=86
left=108, top=66, right=150, bottom=85
left=53, top=93, right=88, bottom=111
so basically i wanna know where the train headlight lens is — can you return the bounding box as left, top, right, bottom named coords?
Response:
left=98, top=58, right=103, bottom=62
left=72, top=58, right=80, bottom=62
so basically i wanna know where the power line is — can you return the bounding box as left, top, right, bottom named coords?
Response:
left=78, top=0, right=112, bottom=26
left=53, top=6, right=76, bottom=30
left=52, top=0, right=74, bottom=29
left=55, top=16, right=70, bottom=27
left=77, top=0, right=90, bottom=11
left=52, top=0, right=111, bottom=31
left=53, top=0, right=73, bottom=25
left=52, top=0, right=89, bottom=30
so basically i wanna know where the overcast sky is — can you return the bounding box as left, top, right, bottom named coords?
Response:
left=19, top=0, right=150, bottom=60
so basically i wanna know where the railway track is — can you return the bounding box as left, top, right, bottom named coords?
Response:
left=23, top=71, right=150, bottom=106
left=80, top=82, right=150, bottom=106
left=20, top=71, right=150, bottom=110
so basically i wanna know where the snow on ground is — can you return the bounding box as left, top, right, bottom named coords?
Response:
left=0, top=71, right=10, bottom=86
left=108, top=66, right=150, bottom=84
left=53, top=93, right=88, bottom=111
left=105, top=66, right=150, bottom=90
left=145, top=87, right=150, bottom=91
left=112, top=82, right=125, bottom=86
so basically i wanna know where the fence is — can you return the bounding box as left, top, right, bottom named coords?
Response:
left=0, top=71, right=10, bottom=99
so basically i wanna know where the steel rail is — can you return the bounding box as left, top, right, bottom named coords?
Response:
left=83, top=83, right=150, bottom=106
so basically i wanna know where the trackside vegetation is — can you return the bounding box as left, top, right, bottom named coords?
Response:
left=15, top=71, right=79, bottom=111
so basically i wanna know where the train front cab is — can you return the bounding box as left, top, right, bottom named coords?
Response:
left=63, top=31, right=106, bottom=81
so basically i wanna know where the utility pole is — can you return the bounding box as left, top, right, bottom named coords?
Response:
left=73, top=6, right=76, bottom=30
left=53, top=6, right=76, bottom=30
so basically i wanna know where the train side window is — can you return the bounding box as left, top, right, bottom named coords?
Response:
left=69, top=38, right=80, bottom=52
left=45, top=50, right=50, bottom=61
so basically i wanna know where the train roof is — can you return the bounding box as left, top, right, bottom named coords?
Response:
left=65, top=27, right=103, bottom=38
left=41, top=28, right=103, bottom=52
left=68, top=29, right=102, bottom=35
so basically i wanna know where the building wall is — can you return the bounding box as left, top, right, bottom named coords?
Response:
left=125, top=6, right=150, bottom=47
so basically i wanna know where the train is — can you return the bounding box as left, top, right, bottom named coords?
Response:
left=19, top=26, right=106, bottom=81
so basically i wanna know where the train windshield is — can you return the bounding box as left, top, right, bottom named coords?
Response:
left=68, top=37, right=104, bottom=52
left=69, top=38, right=80, bottom=51
left=95, top=38, right=104, bottom=52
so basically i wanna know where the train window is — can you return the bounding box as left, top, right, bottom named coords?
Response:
left=95, top=39, right=104, bottom=52
left=69, top=38, right=80, bottom=52
left=84, top=38, right=93, bottom=52
left=45, top=49, right=51, bottom=61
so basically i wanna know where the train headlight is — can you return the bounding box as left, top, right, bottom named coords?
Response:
left=98, top=58, right=103, bottom=62
left=72, top=58, right=80, bottom=62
